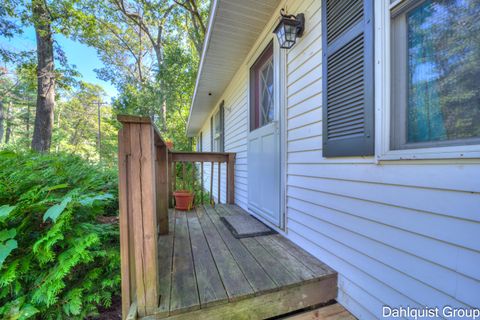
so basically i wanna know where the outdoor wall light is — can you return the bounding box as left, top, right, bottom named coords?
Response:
left=273, top=9, right=305, bottom=49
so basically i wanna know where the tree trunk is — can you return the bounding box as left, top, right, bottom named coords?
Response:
left=31, top=0, right=55, bottom=153
left=0, top=100, right=4, bottom=144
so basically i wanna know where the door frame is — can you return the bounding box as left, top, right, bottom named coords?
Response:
left=246, top=34, right=287, bottom=231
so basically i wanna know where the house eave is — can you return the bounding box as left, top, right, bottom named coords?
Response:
left=187, top=0, right=280, bottom=137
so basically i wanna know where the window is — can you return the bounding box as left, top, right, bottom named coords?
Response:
left=197, top=132, right=202, bottom=152
left=391, top=0, right=480, bottom=150
left=210, top=102, right=224, bottom=152
left=250, top=42, right=274, bottom=131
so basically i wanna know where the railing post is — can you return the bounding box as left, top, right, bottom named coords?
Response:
left=172, top=160, right=176, bottom=205
left=227, top=153, right=235, bottom=204
left=201, top=162, right=204, bottom=204
left=217, top=161, right=221, bottom=204
left=117, top=116, right=159, bottom=318
left=168, top=152, right=173, bottom=208
left=118, top=126, right=132, bottom=319
left=156, top=145, right=169, bottom=235
left=210, top=161, right=214, bottom=205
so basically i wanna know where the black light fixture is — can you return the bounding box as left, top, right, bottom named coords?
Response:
left=273, top=9, right=305, bottom=49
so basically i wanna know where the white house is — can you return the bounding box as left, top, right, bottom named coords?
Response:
left=186, top=0, right=480, bottom=318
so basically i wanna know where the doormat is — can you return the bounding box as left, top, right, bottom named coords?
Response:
left=220, top=214, right=276, bottom=239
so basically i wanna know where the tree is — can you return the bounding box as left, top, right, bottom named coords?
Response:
left=0, top=0, right=27, bottom=62
left=0, top=64, right=37, bottom=147
left=173, top=0, right=207, bottom=55
left=52, top=82, right=118, bottom=163
left=1, top=0, right=211, bottom=158
left=74, top=0, right=209, bottom=135
left=0, top=1, right=34, bottom=145
left=31, top=0, right=55, bottom=152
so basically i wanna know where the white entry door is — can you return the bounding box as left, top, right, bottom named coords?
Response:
left=247, top=41, right=281, bottom=227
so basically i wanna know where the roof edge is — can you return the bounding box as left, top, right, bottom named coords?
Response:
left=186, top=0, right=219, bottom=137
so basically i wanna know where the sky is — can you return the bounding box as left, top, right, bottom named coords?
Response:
left=1, top=26, right=118, bottom=99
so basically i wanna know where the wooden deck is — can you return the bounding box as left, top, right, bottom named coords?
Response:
left=143, top=204, right=337, bottom=320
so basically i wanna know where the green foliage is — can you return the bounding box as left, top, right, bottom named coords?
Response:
left=0, top=150, right=120, bottom=319
left=173, top=162, right=212, bottom=205
left=52, top=81, right=119, bottom=165
left=160, top=40, right=199, bottom=151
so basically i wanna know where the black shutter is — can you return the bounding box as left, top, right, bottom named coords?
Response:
left=322, top=0, right=374, bottom=157
left=199, top=132, right=203, bottom=152
left=210, top=116, right=214, bottom=151
left=219, top=101, right=225, bottom=152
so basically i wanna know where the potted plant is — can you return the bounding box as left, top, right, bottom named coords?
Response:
left=173, top=162, right=194, bottom=210
left=173, top=189, right=194, bottom=211
left=165, top=139, right=174, bottom=150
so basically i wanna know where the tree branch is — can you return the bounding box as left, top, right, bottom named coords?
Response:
left=173, top=0, right=206, bottom=34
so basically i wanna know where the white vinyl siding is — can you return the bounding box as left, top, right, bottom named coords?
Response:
left=194, top=0, right=480, bottom=317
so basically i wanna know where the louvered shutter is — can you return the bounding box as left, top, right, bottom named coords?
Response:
left=219, top=101, right=225, bottom=152
left=322, top=0, right=374, bottom=157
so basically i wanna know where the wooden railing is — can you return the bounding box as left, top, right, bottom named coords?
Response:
left=169, top=151, right=235, bottom=206
left=117, top=115, right=235, bottom=319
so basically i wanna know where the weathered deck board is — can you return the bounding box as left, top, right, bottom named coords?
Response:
left=240, top=237, right=301, bottom=287
left=255, top=235, right=316, bottom=281
left=195, top=206, right=254, bottom=300
left=153, top=204, right=337, bottom=319
left=205, top=205, right=278, bottom=293
left=170, top=211, right=199, bottom=314
left=157, top=212, right=175, bottom=316
left=271, top=234, right=334, bottom=277
left=186, top=212, right=228, bottom=307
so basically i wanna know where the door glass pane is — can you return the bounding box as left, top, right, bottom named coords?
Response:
left=260, top=57, right=274, bottom=126
left=250, top=42, right=274, bottom=131
left=406, top=0, right=480, bottom=144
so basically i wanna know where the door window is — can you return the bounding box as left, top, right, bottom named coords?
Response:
left=250, top=42, right=274, bottom=131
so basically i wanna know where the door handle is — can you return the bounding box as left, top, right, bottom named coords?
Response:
left=272, top=120, right=279, bottom=132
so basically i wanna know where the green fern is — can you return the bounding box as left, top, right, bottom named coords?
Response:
left=0, top=150, right=120, bottom=319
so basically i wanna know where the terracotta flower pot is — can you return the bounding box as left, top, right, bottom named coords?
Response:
left=173, top=190, right=194, bottom=211
left=165, top=140, right=174, bottom=150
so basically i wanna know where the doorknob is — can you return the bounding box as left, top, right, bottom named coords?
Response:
left=273, top=120, right=279, bottom=132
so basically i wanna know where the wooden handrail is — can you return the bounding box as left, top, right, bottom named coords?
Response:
left=117, top=115, right=236, bottom=319
left=168, top=151, right=236, bottom=206
left=170, top=151, right=230, bottom=162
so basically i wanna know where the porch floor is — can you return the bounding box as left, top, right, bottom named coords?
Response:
left=150, top=204, right=337, bottom=320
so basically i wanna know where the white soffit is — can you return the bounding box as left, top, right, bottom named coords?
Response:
left=187, top=0, right=280, bottom=136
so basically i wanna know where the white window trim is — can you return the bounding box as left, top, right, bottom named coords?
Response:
left=374, top=0, right=480, bottom=161
left=212, top=110, right=220, bottom=152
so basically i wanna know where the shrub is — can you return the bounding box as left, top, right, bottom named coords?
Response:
left=0, top=150, right=120, bottom=319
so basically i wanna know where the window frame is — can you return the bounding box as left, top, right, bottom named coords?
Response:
left=375, top=0, right=480, bottom=161
left=210, top=103, right=224, bottom=152
left=198, top=132, right=203, bottom=152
